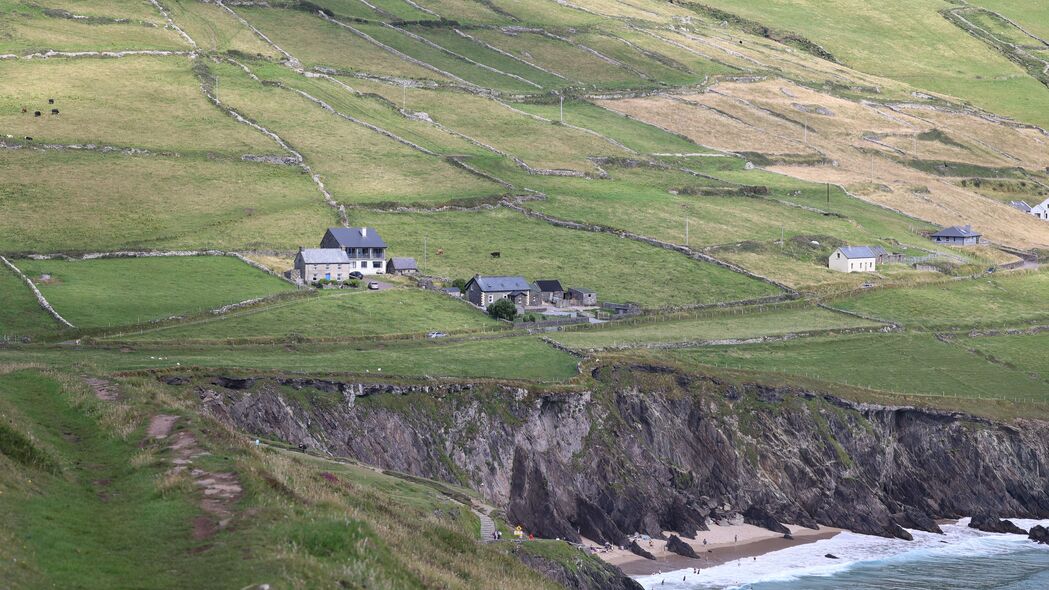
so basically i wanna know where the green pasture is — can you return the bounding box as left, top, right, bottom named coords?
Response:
left=510, top=100, right=710, bottom=154
left=211, top=61, right=503, bottom=206
left=345, top=207, right=782, bottom=307
left=0, top=0, right=188, bottom=53
left=354, top=23, right=540, bottom=93
left=972, top=1, right=1049, bottom=44
left=116, top=288, right=498, bottom=342
left=673, top=332, right=1048, bottom=400
left=962, top=331, right=1049, bottom=368
left=552, top=305, right=881, bottom=350
left=0, top=263, right=60, bottom=339
left=233, top=7, right=445, bottom=80
left=14, top=256, right=295, bottom=329
left=0, top=56, right=278, bottom=155
left=164, top=0, right=280, bottom=57
left=1, top=336, right=579, bottom=381
left=697, top=0, right=1049, bottom=130
left=832, top=271, right=1049, bottom=329
left=409, top=27, right=569, bottom=89
left=0, top=149, right=333, bottom=253
left=349, top=78, right=629, bottom=174
left=469, top=28, right=646, bottom=88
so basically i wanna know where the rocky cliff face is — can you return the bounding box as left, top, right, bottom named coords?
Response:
left=194, top=365, right=1049, bottom=549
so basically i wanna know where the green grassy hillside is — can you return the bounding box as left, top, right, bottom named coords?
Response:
left=2, top=0, right=1049, bottom=585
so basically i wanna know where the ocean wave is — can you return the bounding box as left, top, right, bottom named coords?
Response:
left=635, top=518, right=1049, bottom=590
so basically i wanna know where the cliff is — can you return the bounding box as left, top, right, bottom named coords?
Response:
left=193, top=364, right=1049, bottom=552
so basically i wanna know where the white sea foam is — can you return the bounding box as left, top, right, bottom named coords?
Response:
left=635, top=518, right=1049, bottom=590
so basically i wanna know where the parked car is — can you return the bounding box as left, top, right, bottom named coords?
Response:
left=426, top=331, right=447, bottom=339
left=367, top=281, right=380, bottom=290
left=348, top=271, right=364, bottom=280
left=861, top=282, right=875, bottom=289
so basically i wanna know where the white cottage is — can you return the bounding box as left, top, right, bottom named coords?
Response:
left=828, top=246, right=877, bottom=273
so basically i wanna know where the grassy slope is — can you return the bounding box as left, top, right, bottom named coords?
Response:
left=0, top=264, right=59, bottom=339
left=346, top=207, right=781, bottom=307
left=210, top=61, right=503, bottom=206
left=833, top=271, right=1049, bottom=329
left=963, top=331, right=1049, bottom=368
left=15, top=257, right=295, bottom=329
left=0, top=336, right=579, bottom=381
left=0, top=1, right=187, bottom=53
left=0, top=56, right=278, bottom=155
left=698, top=0, right=1049, bottom=129
left=0, top=368, right=567, bottom=588
left=0, top=150, right=334, bottom=253
left=673, top=332, right=1048, bottom=400
left=973, top=0, right=1049, bottom=41
left=552, top=305, right=880, bottom=349
left=117, top=289, right=499, bottom=342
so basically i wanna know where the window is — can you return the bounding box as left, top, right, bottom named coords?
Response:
left=372, top=261, right=382, bottom=269
left=348, top=261, right=356, bottom=269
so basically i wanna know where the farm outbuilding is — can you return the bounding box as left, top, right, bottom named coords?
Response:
left=930, top=225, right=981, bottom=246
left=829, top=246, right=877, bottom=273
left=387, top=257, right=418, bottom=275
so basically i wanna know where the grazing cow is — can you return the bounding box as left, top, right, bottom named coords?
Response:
left=51, top=109, right=59, bottom=115
left=21, top=106, right=26, bottom=113
left=297, top=443, right=308, bottom=453
left=436, top=248, right=444, bottom=256
left=33, top=111, right=41, bottom=117
left=24, top=137, right=32, bottom=141
left=48, top=98, right=54, bottom=104
left=490, top=251, right=501, bottom=258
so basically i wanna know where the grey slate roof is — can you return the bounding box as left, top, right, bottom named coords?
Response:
left=323, top=227, right=387, bottom=248
left=570, top=287, right=596, bottom=294
left=388, top=257, right=417, bottom=270
left=836, top=246, right=877, bottom=259
left=1010, top=200, right=1033, bottom=213
left=869, top=246, right=889, bottom=257
left=931, top=225, right=981, bottom=238
left=299, top=248, right=351, bottom=264
left=534, top=279, right=564, bottom=293
left=468, top=275, right=531, bottom=293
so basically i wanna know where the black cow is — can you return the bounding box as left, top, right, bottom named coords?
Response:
left=24, top=137, right=32, bottom=141
left=51, top=109, right=59, bottom=115
left=490, top=251, right=501, bottom=258
left=48, top=98, right=55, bottom=104
left=34, top=111, right=41, bottom=117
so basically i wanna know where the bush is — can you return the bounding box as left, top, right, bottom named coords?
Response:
left=451, top=278, right=467, bottom=293
left=487, top=298, right=517, bottom=321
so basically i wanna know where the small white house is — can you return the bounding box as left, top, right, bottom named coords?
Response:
left=1031, top=198, right=1049, bottom=221
left=829, top=246, right=877, bottom=273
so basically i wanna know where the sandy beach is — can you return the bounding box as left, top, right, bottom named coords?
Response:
left=592, top=523, right=842, bottom=577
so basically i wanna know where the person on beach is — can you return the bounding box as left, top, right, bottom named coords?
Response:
left=703, top=538, right=707, bottom=546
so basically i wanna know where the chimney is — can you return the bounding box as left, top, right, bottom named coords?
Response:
left=361, top=227, right=367, bottom=237
left=299, top=246, right=304, bottom=253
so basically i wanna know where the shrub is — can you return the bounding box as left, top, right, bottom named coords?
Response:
left=487, top=298, right=517, bottom=321
left=451, top=278, right=467, bottom=293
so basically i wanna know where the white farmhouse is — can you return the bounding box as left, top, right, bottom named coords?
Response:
left=828, top=246, right=877, bottom=273
left=1031, top=197, right=1049, bottom=221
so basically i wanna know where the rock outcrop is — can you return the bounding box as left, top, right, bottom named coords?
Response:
left=665, top=534, right=699, bottom=558
left=515, top=546, right=643, bottom=590
left=193, top=363, right=1049, bottom=549
left=968, top=513, right=1028, bottom=535
left=1029, top=525, right=1049, bottom=544
left=627, top=541, right=655, bottom=560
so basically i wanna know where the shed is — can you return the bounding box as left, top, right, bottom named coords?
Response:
left=567, top=287, right=597, bottom=306
left=387, top=257, right=418, bottom=275
left=532, top=279, right=565, bottom=304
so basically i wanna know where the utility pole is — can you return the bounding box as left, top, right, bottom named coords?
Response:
left=826, top=182, right=830, bottom=206
left=402, top=82, right=407, bottom=111
left=780, top=225, right=784, bottom=248
left=559, top=94, right=564, bottom=124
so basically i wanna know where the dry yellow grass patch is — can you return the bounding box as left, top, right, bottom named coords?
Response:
left=601, top=78, right=1049, bottom=249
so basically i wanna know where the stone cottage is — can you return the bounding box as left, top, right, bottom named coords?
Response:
left=930, top=225, right=981, bottom=246
left=293, top=248, right=353, bottom=283
left=464, top=275, right=534, bottom=308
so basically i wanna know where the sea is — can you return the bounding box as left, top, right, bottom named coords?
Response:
left=635, top=519, right=1049, bottom=590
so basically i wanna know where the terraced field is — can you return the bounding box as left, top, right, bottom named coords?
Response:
left=14, top=256, right=295, bottom=329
